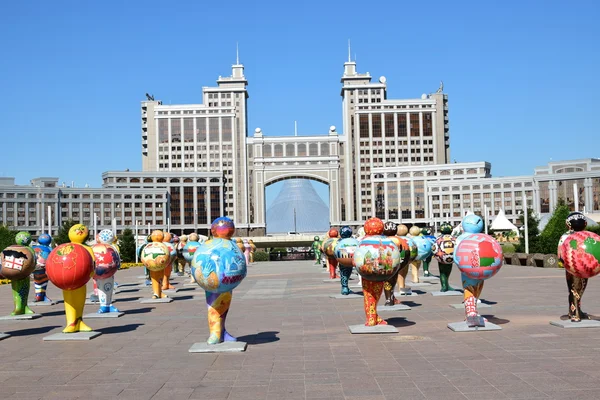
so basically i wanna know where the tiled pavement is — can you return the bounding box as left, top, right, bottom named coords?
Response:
left=0, top=260, right=600, bottom=399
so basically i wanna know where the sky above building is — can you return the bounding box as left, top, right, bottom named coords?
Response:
left=1, top=0, right=599, bottom=194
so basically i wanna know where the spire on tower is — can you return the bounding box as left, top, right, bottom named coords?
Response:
left=236, top=42, right=240, bottom=65
left=348, top=39, right=351, bottom=62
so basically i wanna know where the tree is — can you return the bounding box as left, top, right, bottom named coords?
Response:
left=514, top=208, right=543, bottom=253
left=118, top=228, right=136, bottom=263
left=0, top=225, right=16, bottom=252
left=54, top=219, right=80, bottom=245
left=538, top=204, right=570, bottom=254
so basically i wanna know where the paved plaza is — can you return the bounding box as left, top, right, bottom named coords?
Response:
left=0, top=260, right=600, bottom=399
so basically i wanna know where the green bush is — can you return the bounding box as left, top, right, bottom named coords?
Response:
left=0, top=225, right=16, bottom=253
left=587, top=225, right=600, bottom=235
left=253, top=251, right=269, bottom=262
left=539, top=204, right=570, bottom=254
left=270, top=247, right=288, bottom=256
left=500, top=243, right=516, bottom=254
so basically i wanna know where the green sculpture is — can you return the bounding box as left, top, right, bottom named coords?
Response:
left=311, top=236, right=322, bottom=265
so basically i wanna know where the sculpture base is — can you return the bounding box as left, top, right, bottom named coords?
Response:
left=85, top=300, right=100, bottom=305
left=27, top=301, right=56, bottom=307
left=43, top=331, right=102, bottom=341
left=136, top=275, right=148, bottom=279
left=0, top=314, right=42, bottom=320
left=431, top=290, right=463, bottom=297
left=329, top=293, right=363, bottom=299
left=394, top=291, right=418, bottom=297
left=549, top=319, right=600, bottom=329
left=183, top=283, right=197, bottom=287
left=407, top=282, right=433, bottom=287
left=140, top=297, right=173, bottom=304
left=323, top=278, right=340, bottom=283
left=189, top=341, right=247, bottom=353
left=447, top=321, right=502, bottom=332
left=420, top=275, right=440, bottom=281
left=349, top=324, right=399, bottom=334
left=162, top=288, right=180, bottom=294
left=449, top=303, right=492, bottom=309
left=0, top=333, right=10, bottom=341
left=378, top=304, right=411, bottom=312
left=83, top=312, right=124, bottom=318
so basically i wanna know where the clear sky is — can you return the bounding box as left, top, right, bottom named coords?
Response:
left=1, top=0, right=599, bottom=195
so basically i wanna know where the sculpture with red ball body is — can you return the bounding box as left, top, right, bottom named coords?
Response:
left=453, top=214, right=503, bottom=327
left=559, top=212, right=600, bottom=322
left=46, top=224, right=95, bottom=333
left=322, top=228, right=340, bottom=279
left=353, top=218, right=403, bottom=326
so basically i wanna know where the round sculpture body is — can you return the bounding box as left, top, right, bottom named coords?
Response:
left=192, top=238, right=247, bottom=293
left=91, top=244, right=120, bottom=280
left=354, top=236, right=401, bottom=282
left=561, top=231, right=600, bottom=279
left=183, top=240, right=201, bottom=263
left=46, top=243, right=94, bottom=290
left=454, top=233, right=503, bottom=281
left=192, top=217, right=247, bottom=345
left=334, top=237, right=359, bottom=267
left=322, top=237, right=338, bottom=258
left=323, top=231, right=340, bottom=279
left=412, top=236, right=433, bottom=261
left=0, top=245, right=36, bottom=280
left=141, top=242, right=170, bottom=272
left=433, top=235, right=456, bottom=265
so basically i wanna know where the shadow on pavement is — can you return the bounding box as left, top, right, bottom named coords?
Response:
left=385, top=317, right=416, bottom=328
left=7, top=325, right=61, bottom=336
left=115, top=297, right=142, bottom=303
left=116, top=288, right=141, bottom=294
left=41, top=311, right=65, bottom=317
left=480, top=299, right=498, bottom=305
left=400, top=301, right=421, bottom=308
left=96, top=323, right=144, bottom=335
left=482, top=315, right=510, bottom=325
left=237, top=331, right=280, bottom=345
left=124, top=307, right=154, bottom=315
left=171, top=295, right=194, bottom=301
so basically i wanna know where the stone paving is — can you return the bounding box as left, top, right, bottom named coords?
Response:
left=0, top=260, right=600, bottom=399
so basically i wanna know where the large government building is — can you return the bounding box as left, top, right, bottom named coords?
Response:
left=1, top=57, right=599, bottom=236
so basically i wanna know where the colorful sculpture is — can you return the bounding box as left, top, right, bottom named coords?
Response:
left=0, top=232, right=37, bottom=316
left=432, top=222, right=456, bottom=292
left=454, top=216, right=503, bottom=327
left=162, top=232, right=177, bottom=291
left=31, top=233, right=53, bottom=303
left=407, top=225, right=423, bottom=282
left=382, top=222, right=405, bottom=305
left=353, top=218, right=402, bottom=326
left=322, top=228, right=340, bottom=279
left=243, top=239, right=251, bottom=265
left=140, top=230, right=170, bottom=299
left=411, top=235, right=433, bottom=283
left=46, top=224, right=95, bottom=333
left=559, top=212, right=600, bottom=322
left=175, top=235, right=188, bottom=276
left=312, top=236, right=323, bottom=265
left=420, top=227, right=436, bottom=277
left=192, top=217, right=247, bottom=344
left=249, top=240, right=256, bottom=263
left=91, top=243, right=120, bottom=313
left=395, top=224, right=412, bottom=294
left=334, top=226, right=359, bottom=295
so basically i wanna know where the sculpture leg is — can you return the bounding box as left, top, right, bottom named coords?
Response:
left=63, top=286, right=92, bottom=333
left=144, top=267, right=151, bottom=286
left=423, top=258, right=431, bottom=277
left=314, top=250, right=322, bottom=265
left=150, top=270, right=167, bottom=299
left=33, top=269, right=52, bottom=302
left=11, top=277, right=34, bottom=316
left=244, top=250, right=250, bottom=265
left=97, top=276, right=119, bottom=313
left=362, top=280, right=386, bottom=326
left=162, top=265, right=175, bottom=290
left=439, top=263, right=455, bottom=292
left=206, top=291, right=236, bottom=344
left=327, top=258, right=338, bottom=279
left=410, top=261, right=421, bottom=283
left=384, top=271, right=400, bottom=305
left=250, top=252, right=254, bottom=263
left=339, top=266, right=352, bottom=295
left=89, top=279, right=99, bottom=302
left=566, top=271, right=589, bottom=322
left=463, top=277, right=485, bottom=327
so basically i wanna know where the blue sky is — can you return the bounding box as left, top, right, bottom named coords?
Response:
left=1, top=1, right=599, bottom=199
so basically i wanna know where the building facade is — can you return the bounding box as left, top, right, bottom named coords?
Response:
left=2, top=58, right=600, bottom=237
